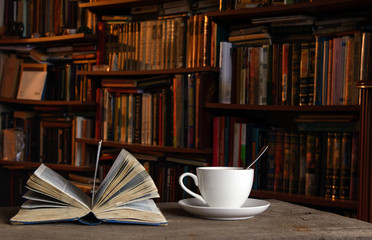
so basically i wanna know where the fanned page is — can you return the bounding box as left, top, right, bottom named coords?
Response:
left=27, top=164, right=91, bottom=210
left=10, top=164, right=92, bottom=224
left=91, top=149, right=167, bottom=225
left=10, top=148, right=167, bottom=225
left=93, top=149, right=159, bottom=210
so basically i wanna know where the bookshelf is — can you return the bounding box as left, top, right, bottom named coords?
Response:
left=0, top=0, right=371, bottom=222
left=206, top=0, right=372, bottom=222
left=0, top=0, right=220, bottom=204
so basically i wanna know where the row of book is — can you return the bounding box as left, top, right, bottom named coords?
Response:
left=219, top=32, right=365, bottom=106
left=0, top=52, right=95, bottom=101
left=212, top=116, right=358, bottom=200
left=44, top=61, right=96, bottom=102
left=101, top=13, right=217, bottom=71
left=0, top=111, right=94, bottom=166
left=95, top=73, right=217, bottom=149
left=220, top=0, right=313, bottom=10
left=1, top=0, right=92, bottom=37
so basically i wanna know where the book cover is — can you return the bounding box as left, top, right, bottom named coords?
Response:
left=10, top=148, right=168, bottom=226
left=0, top=55, right=22, bottom=99
left=16, top=66, right=48, bottom=101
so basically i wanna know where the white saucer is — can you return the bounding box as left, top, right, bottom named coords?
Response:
left=178, top=198, right=270, bottom=220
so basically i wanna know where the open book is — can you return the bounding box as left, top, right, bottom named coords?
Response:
left=10, top=147, right=168, bottom=226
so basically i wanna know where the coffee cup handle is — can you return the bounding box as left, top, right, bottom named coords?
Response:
left=179, top=172, right=207, bottom=205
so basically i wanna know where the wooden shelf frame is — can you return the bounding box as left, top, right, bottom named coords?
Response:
left=0, top=33, right=96, bottom=45
left=78, top=67, right=219, bottom=77
left=205, top=103, right=360, bottom=113
left=76, top=138, right=213, bottom=155
left=207, top=0, right=372, bottom=24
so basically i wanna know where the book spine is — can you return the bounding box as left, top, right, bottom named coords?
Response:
left=298, top=132, right=307, bottom=194
left=305, top=132, right=317, bottom=196
left=289, top=131, right=300, bottom=194
left=219, top=41, right=233, bottom=104
left=307, top=42, right=316, bottom=106
left=282, top=131, right=290, bottom=193
left=339, top=132, right=352, bottom=199
left=266, top=130, right=276, bottom=191
left=349, top=132, right=358, bottom=200
left=281, top=43, right=291, bottom=105
left=134, top=93, right=142, bottom=144
left=314, top=36, right=325, bottom=106
left=291, top=43, right=301, bottom=106
left=299, top=42, right=309, bottom=106
left=259, top=45, right=269, bottom=105
left=212, top=116, right=220, bottom=166
left=331, top=132, right=342, bottom=199
left=325, top=132, right=335, bottom=198
left=187, top=73, right=196, bottom=148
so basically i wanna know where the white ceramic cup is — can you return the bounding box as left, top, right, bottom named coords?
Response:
left=179, top=167, right=254, bottom=208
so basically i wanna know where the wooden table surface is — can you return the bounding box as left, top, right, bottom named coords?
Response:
left=1, top=199, right=372, bottom=239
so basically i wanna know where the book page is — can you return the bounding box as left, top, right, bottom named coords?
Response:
left=21, top=200, right=68, bottom=209
left=94, top=199, right=167, bottom=225
left=28, top=164, right=91, bottom=210
left=23, top=190, right=68, bottom=206
left=93, top=149, right=159, bottom=211
left=93, top=149, right=129, bottom=205
left=10, top=207, right=89, bottom=224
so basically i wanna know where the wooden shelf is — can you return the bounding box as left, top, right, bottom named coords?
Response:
left=78, top=67, right=219, bottom=77
left=207, top=0, right=372, bottom=24
left=0, top=160, right=94, bottom=172
left=76, top=138, right=213, bottom=155
left=0, top=98, right=95, bottom=106
left=251, top=189, right=357, bottom=210
left=0, top=98, right=96, bottom=112
left=79, top=0, right=169, bottom=14
left=205, top=103, right=360, bottom=113
left=0, top=33, right=96, bottom=45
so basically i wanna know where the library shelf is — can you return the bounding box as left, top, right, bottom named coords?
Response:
left=207, top=0, right=372, bottom=24
left=251, top=189, right=357, bottom=210
left=78, top=67, right=220, bottom=77
left=0, top=160, right=94, bottom=172
left=76, top=138, right=213, bottom=155
left=0, top=98, right=96, bottom=112
left=0, top=33, right=96, bottom=45
left=205, top=103, right=360, bottom=113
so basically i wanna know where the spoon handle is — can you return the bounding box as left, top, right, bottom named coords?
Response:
left=247, top=145, right=269, bottom=169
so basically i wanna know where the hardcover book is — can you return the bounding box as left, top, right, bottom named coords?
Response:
left=10, top=147, right=168, bottom=226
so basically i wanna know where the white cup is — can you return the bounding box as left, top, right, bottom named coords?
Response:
left=179, top=167, right=254, bottom=208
